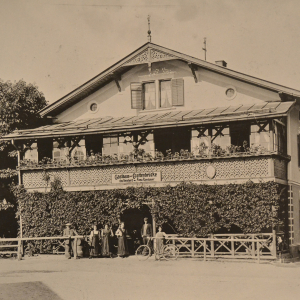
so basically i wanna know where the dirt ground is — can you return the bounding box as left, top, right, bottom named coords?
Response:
left=0, top=255, right=300, bottom=300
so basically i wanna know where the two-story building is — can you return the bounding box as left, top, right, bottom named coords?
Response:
left=3, top=42, right=300, bottom=253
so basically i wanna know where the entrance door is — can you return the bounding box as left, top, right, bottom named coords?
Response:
left=121, top=206, right=152, bottom=254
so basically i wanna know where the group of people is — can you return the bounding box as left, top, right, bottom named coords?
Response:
left=63, top=217, right=166, bottom=259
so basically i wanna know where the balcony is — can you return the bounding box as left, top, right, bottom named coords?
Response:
left=19, top=151, right=289, bottom=192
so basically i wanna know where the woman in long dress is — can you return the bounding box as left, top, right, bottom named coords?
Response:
left=115, top=222, right=128, bottom=257
left=155, top=226, right=167, bottom=256
left=89, top=224, right=100, bottom=258
left=101, top=224, right=114, bottom=257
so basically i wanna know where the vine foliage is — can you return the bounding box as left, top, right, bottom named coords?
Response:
left=11, top=180, right=287, bottom=240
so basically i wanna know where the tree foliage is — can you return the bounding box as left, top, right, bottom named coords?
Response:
left=0, top=79, right=47, bottom=222
left=11, top=180, right=287, bottom=242
left=0, top=79, right=47, bottom=137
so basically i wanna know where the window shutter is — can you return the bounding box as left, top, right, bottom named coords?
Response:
left=131, top=82, right=143, bottom=109
left=171, top=78, right=184, bottom=106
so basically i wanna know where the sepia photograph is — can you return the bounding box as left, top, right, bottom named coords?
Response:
left=0, top=0, right=300, bottom=299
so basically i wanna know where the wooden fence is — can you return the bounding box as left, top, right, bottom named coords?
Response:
left=165, top=233, right=276, bottom=262
left=0, top=232, right=276, bottom=263
left=0, top=236, right=84, bottom=260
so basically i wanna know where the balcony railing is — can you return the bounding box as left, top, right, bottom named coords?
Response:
left=19, top=150, right=289, bottom=191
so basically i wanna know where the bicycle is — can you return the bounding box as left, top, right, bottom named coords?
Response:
left=135, top=237, right=179, bottom=261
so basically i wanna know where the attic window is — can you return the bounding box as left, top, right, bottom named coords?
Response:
left=89, top=103, right=98, bottom=113
left=225, top=86, right=237, bottom=100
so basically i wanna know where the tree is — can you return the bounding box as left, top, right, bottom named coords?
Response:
left=0, top=79, right=47, bottom=236
left=0, top=79, right=47, bottom=170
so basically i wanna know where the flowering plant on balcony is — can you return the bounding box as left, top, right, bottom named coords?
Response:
left=154, top=150, right=164, bottom=161
left=18, top=141, right=276, bottom=170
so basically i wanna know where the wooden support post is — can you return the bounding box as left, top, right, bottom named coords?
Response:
left=231, top=238, right=235, bottom=257
left=17, top=239, right=22, bottom=261
left=191, top=240, right=194, bottom=257
left=203, top=240, right=206, bottom=261
left=74, top=237, right=77, bottom=259
left=252, top=239, right=255, bottom=258
left=208, top=127, right=212, bottom=158
left=269, top=119, right=274, bottom=152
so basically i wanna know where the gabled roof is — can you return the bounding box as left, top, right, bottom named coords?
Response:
left=6, top=101, right=294, bottom=140
left=40, top=42, right=300, bottom=118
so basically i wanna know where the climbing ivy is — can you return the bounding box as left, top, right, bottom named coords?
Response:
left=11, top=180, right=287, bottom=240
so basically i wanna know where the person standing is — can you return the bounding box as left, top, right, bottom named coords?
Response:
left=115, top=222, right=128, bottom=257
left=101, top=224, right=114, bottom=257
left=63, top=223, right=78, bottom=259
left=89, top=224, right=101, bottom=258
left=155, top=226, right=167, bottom=256
left=141, top=217, right=152, bottom=245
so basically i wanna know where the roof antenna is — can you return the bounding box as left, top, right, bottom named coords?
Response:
left=202, top=37, right=207, bottom=61
left=147, top=15, right=151, bottom=42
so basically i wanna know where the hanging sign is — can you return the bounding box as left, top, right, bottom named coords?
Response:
left=112, top=172, right=161, bottom=184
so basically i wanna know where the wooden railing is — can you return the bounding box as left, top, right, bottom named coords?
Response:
left=0, top=233, right=276, bottom=263
left=0, top=236, right=84, bottom=260
left=164, top=233, right=276, bottom=262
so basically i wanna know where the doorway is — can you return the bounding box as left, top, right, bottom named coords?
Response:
left=121, top=206, right=152, bottom=254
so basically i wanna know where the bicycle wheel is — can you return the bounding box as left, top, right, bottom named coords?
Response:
left=135, top=245, right=151, bottom=261
left=163, top=244, right=179, bottom=261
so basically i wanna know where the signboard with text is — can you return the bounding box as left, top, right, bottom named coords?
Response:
left=112, top=172, right=161, bottom=184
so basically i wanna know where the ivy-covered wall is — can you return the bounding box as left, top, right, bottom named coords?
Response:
left=11, top=180, right=288, bottom=239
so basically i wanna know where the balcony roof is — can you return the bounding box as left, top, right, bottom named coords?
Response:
left=3, top=101, right=295, bottom=141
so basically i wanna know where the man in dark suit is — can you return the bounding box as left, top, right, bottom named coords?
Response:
left=141, top=217, right=152, bottom=245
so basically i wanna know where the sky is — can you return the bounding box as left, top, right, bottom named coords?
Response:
left=1, top=0, right=300, bottom=104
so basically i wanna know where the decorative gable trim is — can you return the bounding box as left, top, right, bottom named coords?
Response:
left=150, top=49, right=175, bottom=61
left=125, top=49, right=149, bottom=65
left=124, top=48, right=175, bottom=66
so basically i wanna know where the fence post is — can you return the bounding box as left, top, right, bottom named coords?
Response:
left=272, top=230, right=277, bottom=258
left=74, top=237, right=77, bottom=259
left=17, top=239, right=22, bottom=261
left=252, top=239, right=255, bottom=258
left=257, top=241, right=260, bottom=264
left=191, top=239, right=194, bottom=257
left=204, top=240, right=206, bottom=261
left=211, top=237, right=215, bottom=258
left=231, top=238, right=235, bottom=257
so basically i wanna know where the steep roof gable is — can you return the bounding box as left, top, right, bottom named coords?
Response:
left=40, top=42, right=300, bottom=117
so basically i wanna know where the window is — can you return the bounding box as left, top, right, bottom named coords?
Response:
left=274, top=121, right=286, bottom=154
left=102, top=135, right=133, bottom=157
left=53, top=148, right=68, bottom=161
left=73, top=150, right=85, bottom=161
left=103, top=136, right=119, bottom=156
left=250, top=123, right=270, bottom=150
left=143, top=82, right=156, bottom=110
left=225, top=86, right=237, bottom=100
left=90, top=103, right=97, bottom=112
left=24, top=143, right=38, bottom=162
left=160, top=80, right=172, bottom=108
left=131, top=78, right=184, bottom=110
